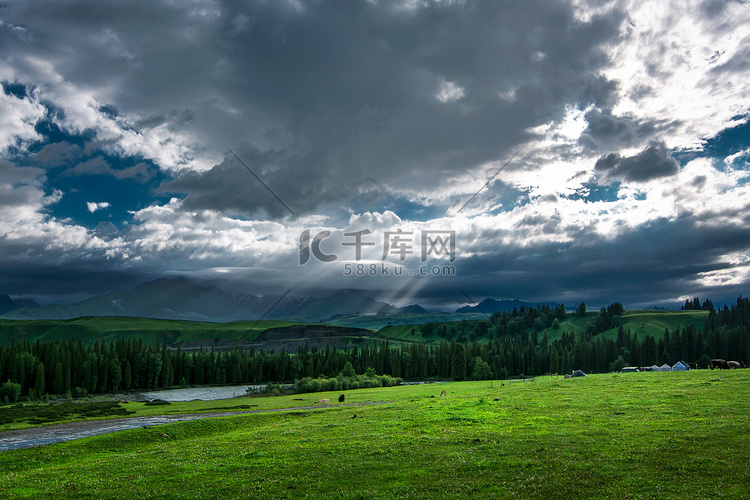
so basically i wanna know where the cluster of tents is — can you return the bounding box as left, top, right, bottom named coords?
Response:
left=562, top=362, right=692, bottom=378
left=623, top=361, right=690, bottom=372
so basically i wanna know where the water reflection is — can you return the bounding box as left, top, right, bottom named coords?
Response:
left=139, top=385, right=266, bottom=402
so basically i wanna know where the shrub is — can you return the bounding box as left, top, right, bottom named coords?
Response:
left=0, top=381, right=22, bottom=403
left=71, top=387, right=88, bottom=399
left=610, top=355, right=625, bottom=372
left=294, top=378, right=312, bottom=393
left=472, top=360, right=493, bottom=380
left=287, top=374, right=402, bottom=396
left=144, top=399, right=171, bottom=406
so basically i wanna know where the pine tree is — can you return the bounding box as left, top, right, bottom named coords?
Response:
left=110, top=358, right=122, bottom=392
left=63, top=352, right=72, bottom=393
left=342, top=361, right=356, bottom=377
left=549, top=346, right=560, bottom=374
left=561, top=348, right=571, bottom=374
left=576, top=302, right=587, bottom=317
left=34, top=362, right=45, bottom=397
left=53, top=362, right=64, bottom=394
left=123, top=360, right=132, bottom=390
left=451, top=343, right=466, bottom=381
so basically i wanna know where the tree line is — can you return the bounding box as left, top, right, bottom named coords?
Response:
left=1, top=297, right=748, bottom=402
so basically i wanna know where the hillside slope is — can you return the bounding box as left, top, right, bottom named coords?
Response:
left=0, top=317, right=299, bottom=346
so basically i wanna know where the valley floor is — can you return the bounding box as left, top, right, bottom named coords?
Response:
left=0, top=371, right=748, bottom=499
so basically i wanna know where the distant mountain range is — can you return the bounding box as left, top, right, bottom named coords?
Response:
left=0, top=295, right=40, bottom=316
left=454, top=298, right=560, bottom=314
left=0, top=277, right=429, bottom=323
left=1, top=277, right=564, bottom=323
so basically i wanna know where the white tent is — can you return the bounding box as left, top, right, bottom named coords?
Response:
left=672, top=361, right=688, bottom=371
left=659, top=363, right=672, bottom=371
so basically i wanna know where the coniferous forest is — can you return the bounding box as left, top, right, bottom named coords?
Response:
left=1, top=297, right=748, bottom=402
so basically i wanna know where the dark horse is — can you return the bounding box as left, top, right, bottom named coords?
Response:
left=710, top=359, right=729, bottom=370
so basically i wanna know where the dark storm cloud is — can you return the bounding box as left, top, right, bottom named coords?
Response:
left=0, top=0, right=626, bottom=218
left=2, top=0, right=748, bottom=311
left=427, top=214, right=750, bottom=309
left=578, top=108, right=670, bottom=152
left=700, top=0, right=730, bottom=17
left=61, top=156, right=156, bottom=182
left=0, top=261, right=151, bottom=304
left=595, top=141, right=680, bottom=183
left=0, top=160, right=45, bottom=210
left=32, top=141, right=84, bottom=167
left=159, top=146, right=341, bottom=219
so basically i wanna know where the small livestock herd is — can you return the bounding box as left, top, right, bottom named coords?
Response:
left=710, top=359, right=743, bottom=369
left=308, top=358, right=745, bottom=406
left=315, top=394, right=347, bottom=404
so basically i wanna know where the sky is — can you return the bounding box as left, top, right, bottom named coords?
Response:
left=1, top=0, right=750, bottom=311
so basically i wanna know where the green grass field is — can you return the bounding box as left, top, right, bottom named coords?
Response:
left=1, top=370, right=748, bottom=499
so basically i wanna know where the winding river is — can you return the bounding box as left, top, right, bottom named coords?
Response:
left=0, top=399, right=389, bottom=452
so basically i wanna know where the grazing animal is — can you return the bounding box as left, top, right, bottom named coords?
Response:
left=727, top=361, right=741, bottom=369
left=710, top=359, right=729, bottom=370
left=316, top=398, right=330, bottom=404
left=440, top=390, right=447, bottom=397
left=338, top=394, right=345, bottom=402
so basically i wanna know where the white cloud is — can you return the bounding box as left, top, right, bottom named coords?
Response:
left=436, top=79, right=465, bottom=103
left=694, top=252, right=750, bottom=288
left=86, top=201, right=110, bottom=213
left=0, top=57, right=217, bottom=173
left=0, top=88, right=46, bottom=153
left=602, top=0, right=750, bottom=150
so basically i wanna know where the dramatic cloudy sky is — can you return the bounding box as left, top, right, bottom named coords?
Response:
left=1, top=0, right=750, bottom=310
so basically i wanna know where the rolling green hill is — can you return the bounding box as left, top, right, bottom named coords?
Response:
left=0, top=317, right=301, bottom=346
left=0, top=309, right=711, bottom=348
left=327, top=312, right=486, bottom=330
left=543, top=309, right=709, bottom=342
left=378, top=310, right=710, bottom=344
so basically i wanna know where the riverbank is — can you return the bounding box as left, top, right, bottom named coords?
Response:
left=0, top=401, right=391, bottom=451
